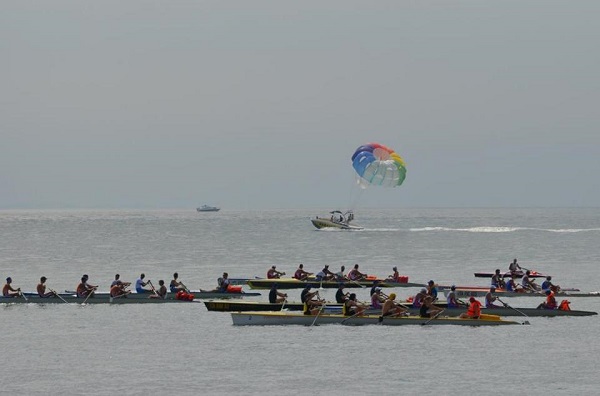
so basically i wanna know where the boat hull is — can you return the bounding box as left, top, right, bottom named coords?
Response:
left=311, top=218, right=363, bottom=230
left=1, top=294, right=200, bottom=304
left=474, top=271, right=547, bottom=279
left=444, top=289, right=600, bottom=298
left=231, top=312, right=521, bottom=326
left=205, top=300, right=596, bottom=317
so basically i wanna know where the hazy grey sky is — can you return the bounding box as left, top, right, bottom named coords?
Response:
left=2, top=1, right=599, bottom=209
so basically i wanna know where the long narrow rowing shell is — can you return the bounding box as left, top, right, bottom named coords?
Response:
left=246, top=278, right=425, bottom=290
left=444, top=289, right=600, bottom=298
left=231, top=312, right=523, bottom=326
left=204, top=300, right=597, bottom=317
left=60, top=290, right=261, bottom=300
left=0, top=294, right=200, bottom=304
left=474, top=271, right=547, bottom=279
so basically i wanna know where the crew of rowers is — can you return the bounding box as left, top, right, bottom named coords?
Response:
left=1, top=273, right=188, bottom=300
left=266, top=263, right=405, bottom=283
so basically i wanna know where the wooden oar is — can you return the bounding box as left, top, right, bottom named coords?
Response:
left=496, top=297, right=530, bottom=318
left=82, top=288, right=96, bottom=305
left=18, top=290, right=28, bottom=302
left=421, top=309, right=445, bottom=325
left=148, top=280, right=160, bottom=298
left=280, top=299, right=287, bottom=311
left=49, top=288, right=69, bottom=304
left=310, top=302, right=327, bottom=327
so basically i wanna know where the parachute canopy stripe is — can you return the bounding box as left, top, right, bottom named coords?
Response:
left=351, top=142, right=406, bottom=187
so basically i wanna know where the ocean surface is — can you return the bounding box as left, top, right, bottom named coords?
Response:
left=1, top=208, right=599, bottom=395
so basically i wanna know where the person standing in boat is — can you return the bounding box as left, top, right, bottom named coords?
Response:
left=269, top=283, right=287, bottom=304
left=149, top=280, right=167, bottom=299
left=347, top=264, right=366, bottom=281
left=170, top=273, right=187, bottom=292
left=135, top=273, right=153, bottom=293
left=267, top=266, right=285, bottom=279
left=293, top=264, right=312, bottom=281
left=37, top=276, right=56, bottom=298
left=509, top=258, right=522, bottom=274
left=419, top=296, right=444, bottom=318
left=485, top=287, right=502, bottom=308
left=460, top=297, right=482, bottom=319
left=537, top=289, right=558, bottom=310
left=2, top=277, right=21, bottom=297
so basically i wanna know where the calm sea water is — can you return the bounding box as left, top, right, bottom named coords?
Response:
left=1, top=208, right=599, bottom=395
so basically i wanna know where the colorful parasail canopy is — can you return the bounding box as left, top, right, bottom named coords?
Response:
left=351, top=143, right=406, bottom=188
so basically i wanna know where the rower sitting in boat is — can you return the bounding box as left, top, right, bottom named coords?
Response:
left=485, top=287, right=502, bottom=308
left=135, top=273, right=153, bottom=293
left=111, top=274, right=131, bottom=288
left=37, top=276, right=57, bottom=298
left=347, top=264, right=366, bottom=281
left=412, top=289, right=427, bottom=308
left=541, top=276, right=561, bottom=293
left=110, top=280, right=131, bottom=298
left=521, top=270, right=540, bottom=292
left=269, top=283, right=287, bottom=304
left=343, top=293, right=366, bottom=317
left=370, top=288, right=385, bottom=309
left=491, top=269, right=506, bottom=289
left=293, top=264, right=312, bottom=281
left=315, top=265, right=335, bottom=281
left=387, top=266, right=400, bottom=282
left=335, top=283, right=349, bottom=303
left=170, top=273, right=187, bottom=292
left=267, top=266, right=285, bottom=279
left=334, top=266, right=347, bottom=282
left=446, top=285, right=465, bottom=308
left=505, top=275, right=519, bottom=292
left=301, top=285, right=323, bottom=315
left=3, top=277, right=21, bottom=297
left=460, top=297, right=482, bottom=319
left=380, top=293, right=409, bottom=318
left=77, top=275, right=97, bottom=298
left=537, top=290, right=558, bottom=310
left=149, top=280, right=167, bottom=299
left=509, top=258, right=522, bottom=275
left=419, top=296, right=444, bottom=318
left=427, top=280, right=439, bottom=301
left=203, top=272, right=231, bottom=293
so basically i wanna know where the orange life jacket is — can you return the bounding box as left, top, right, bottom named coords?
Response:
left=467, top=300, right=481, bottom=318
left=558, top=300, right=571, bottom=311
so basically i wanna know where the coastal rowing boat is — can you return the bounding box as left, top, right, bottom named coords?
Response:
left=0, top=294, right=200, bottom=304
left=443, top=288, right=600, bottom=298
left=246, top=278, right=425, bottom=290
left=231, top=311, right=523, bottom=326
left=474, top=270, right=547, bottom=279
left=204, top=300, right=597, bottom=317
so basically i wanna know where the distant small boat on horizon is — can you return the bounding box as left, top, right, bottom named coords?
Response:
left=196, top=205, right=220, bottom=212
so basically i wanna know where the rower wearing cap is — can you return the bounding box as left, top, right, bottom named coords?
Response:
left=427, top=280, right=438, bottom=301
left=446, top=285, right=463, bottom=308
left=380, top=292, right=409, bottom=318
left=413, top=288, right=427, bottom=308
left=387, top=266, right=400, bottom=282
left=2, top=277, right=21, bottom=297
left=370, top=280, right=381, bottom=296
left=485, top=287, right=502, bottom=308
left=37, top=276, right=56, bottom=298
left=460, top=297, right=482, bottom=319
left=267, top=266, right=285, bottom=279
left=537, top=289, right=557, bottom=310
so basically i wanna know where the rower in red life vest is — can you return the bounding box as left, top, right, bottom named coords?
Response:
left=460, top=297, right=482, bottom=319
left=537, top=289, right=557, bottom=310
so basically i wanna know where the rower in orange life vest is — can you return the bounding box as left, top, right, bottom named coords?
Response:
left=460, top=297, right=482, bottom=319
left=537, top=289, right=557, bottom=310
